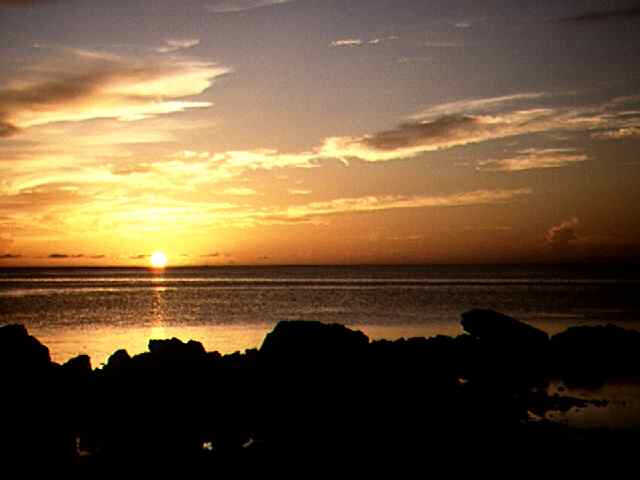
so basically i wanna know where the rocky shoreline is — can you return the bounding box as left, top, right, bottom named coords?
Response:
left=2, top=309, right=640, bottom=471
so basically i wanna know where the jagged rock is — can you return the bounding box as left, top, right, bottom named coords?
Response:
left=61, top=354, right=93, bottom=389
left=2, top=316, right=636, bottom=467
left=105, top=349, right=131, bottom=370
left=0, top=324, right=77, bottom=464
left=551, top=324, right=640, bottom=387
left=461, top=309, right=549, bottom=348
left=259, top=320, right=369, bottom=361
left=148, top=337, right=206, bottom=359
left=0, top=323, right=51, bottom=373
left=63, top=354, right=92, bottom=374
left=459, top=310, right=549, bottom=388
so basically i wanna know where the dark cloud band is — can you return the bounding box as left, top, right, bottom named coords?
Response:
left=560, top=5, right=640, bottom=23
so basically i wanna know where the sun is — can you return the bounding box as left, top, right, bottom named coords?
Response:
left=150, top=251, right=168, bottom=269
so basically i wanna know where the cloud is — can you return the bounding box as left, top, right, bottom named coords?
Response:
left=0, top=0, right=57, bottom=5
left=560, top=6, right=640, bottom=23
left=201, top=253, right=220, bottom=258
left=330, top=39, right=363, bottom=47
left=156, top=39, right=200, bottom=54
left=411, top=93, right=547, bottom=119
left=288, top=188, right=312, bottom=195
left=424, top=42, right=463, bottom=48
left=318, top=110, right=555, bottom=162
left=546, top=218, right=579, bottom=250
left=207, top=0, right=294, bottom=13
left=0, top=121, right=20, bottom=137
left=223, top=187, right=257, bottom=196
left=0, top=50, right=228, bottom=135
left=48, top=253, right=84, bottom=259
left=129, top=254, right=149, bottom=260
left=477, top=148, right=588, bottom=172
left=398, top=56, right=432, bottom=64
left=211, top=149, right=318, bottom=170
left=592, top=126, right=640, bottom=139
left=0, top=253, right=22, bottom=259
left=317, top=95, right=640, bottom=163
left=331, top=36, right=398, bottom=47
left=110, top=164, right=154, bottom=176
left=265, top=188, right=532, bottom=222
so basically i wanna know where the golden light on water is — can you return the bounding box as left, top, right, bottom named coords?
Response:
left=150, top=251, right=168, bottom=269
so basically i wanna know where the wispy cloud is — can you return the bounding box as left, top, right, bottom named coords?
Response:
left=560, top=6, right=640, bottom=23
left=207, top=0, right=294, bottom=13
left=424, top=41, right=463, bottom=48
left=264, top=188, right=532, bottom=222
left=0, top=0, right=57, bottom=6
left=330, top=39, right=363, bottom=47
left=411, top=92, right=547, bottom=119
left=546, top=218, right=579, bottom=250
left=319, top=109, right=557, bottom=162
left=49, top=253, right=84, bottom=259
left=223, top=187, right=258, bottom=196
left=330, top=36, right=398, bottom=48
left=398, top=56, right=431, bottom=64
left=592, top=126, right=640, bottom=139
left=0, top=49, right=228, bottom=135
left=318, top=95, right=640, bottom=163
left=288, top=188, right=312, bottom=195
left=155, top=38, right=200, bottom=53
left=477, top=148, right=588, bottom=172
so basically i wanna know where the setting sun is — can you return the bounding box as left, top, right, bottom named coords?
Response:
left=150, top=251, right=168, bottom=269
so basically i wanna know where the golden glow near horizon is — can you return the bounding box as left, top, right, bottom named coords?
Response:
left=150, top=252, right=168, bottom=269
left=1, top=1, right=639, bottom=266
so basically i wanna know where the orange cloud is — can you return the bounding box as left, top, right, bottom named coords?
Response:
left=0, top=51, right=228, bottom=134
left=477, top=148, right=588, bottom=172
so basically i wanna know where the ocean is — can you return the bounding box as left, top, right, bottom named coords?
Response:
left=1, top=265, right=639, bottom=366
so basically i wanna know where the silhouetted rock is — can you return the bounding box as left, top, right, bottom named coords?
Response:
left=0, top=324, right=77, bottom=465
left=551, top=324, right=640, bottom=387
left=148, top=337, right=206, bottom=359
left=459, top=309, right=550, bottom=388
left=63, top=354, right=92, bottom=375
left=0, top=323, right=51, bottom=374
left=105, top=349, right=131, bottom=370
left=260, top=320, right=369, bottom=362
left=461, top=309, right=549, bottom=348
left=0, top=314, right=629, bottom=469
left=260, top=320, right=369, bottom=356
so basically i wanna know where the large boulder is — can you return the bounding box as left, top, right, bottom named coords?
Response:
left=459, top=310, right=549, bottom=387
left=105, top=348, right=131, bottom=371
left=0, top=325, right=77, bottom=464
left=148, top=337, right=206, bottom=360
left=0, top=324, right=51, bottom=375
left=551, top=324, right=640, bottom=387
left=461, top=309, right=549, bottom=348
left=62, top=354, right=92, bottom=376
left=256, top=322, right=370, bottom=450
left=260, top=320, right=369, bottom=362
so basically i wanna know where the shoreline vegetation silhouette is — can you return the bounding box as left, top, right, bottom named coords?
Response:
left=2, top=309, right=640, bottom=471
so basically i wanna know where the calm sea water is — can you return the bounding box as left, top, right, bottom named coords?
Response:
left=1, top=265, right=639, bottom=365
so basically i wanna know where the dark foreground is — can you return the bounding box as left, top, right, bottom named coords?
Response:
left=2, top=309, right=640, bottom=473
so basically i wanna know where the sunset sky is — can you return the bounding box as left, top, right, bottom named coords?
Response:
left=1, top=0, right=639, bottom=265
